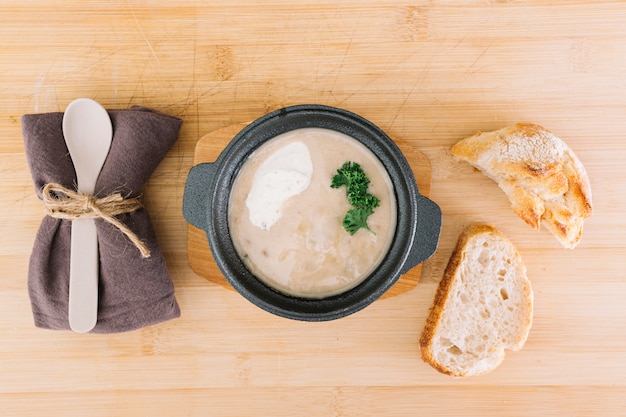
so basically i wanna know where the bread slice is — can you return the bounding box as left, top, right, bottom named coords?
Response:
left=420, top=224, right=533, bottom=377
left=450, top=123, right=593, bottom=248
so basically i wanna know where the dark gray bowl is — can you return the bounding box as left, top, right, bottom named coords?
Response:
left=183, top=104, right=441, bottom=321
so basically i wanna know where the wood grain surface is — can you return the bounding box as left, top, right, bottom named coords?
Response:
left=1, top=1, right=625, bottom=416
left=187, top=123, right=432, bottom=299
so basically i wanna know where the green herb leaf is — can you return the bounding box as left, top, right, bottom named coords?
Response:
left=348, top=192, right=380, bottom=210
left=342, top=207, right=374, bottom=235
left=331, top=161, right=380, bottom=235
left=331, top=162, right=364, bottom=189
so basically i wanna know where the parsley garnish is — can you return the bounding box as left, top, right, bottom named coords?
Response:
left=331, top=161, right=380, bottom=235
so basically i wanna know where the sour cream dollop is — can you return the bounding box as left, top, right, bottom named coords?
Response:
left=245, top=141, right=313, bottom=229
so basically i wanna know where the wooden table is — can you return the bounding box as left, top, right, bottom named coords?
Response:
left=1, top=1, right=624, bottom=416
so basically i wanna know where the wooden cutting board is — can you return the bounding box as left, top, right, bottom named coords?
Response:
left=187, top=123, right=432, bottom=299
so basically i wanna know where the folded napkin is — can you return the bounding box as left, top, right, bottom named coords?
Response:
left=22, top=106, right=182, bottom=333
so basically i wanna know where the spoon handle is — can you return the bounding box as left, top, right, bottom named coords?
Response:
left=68, top=218, right=99, bottom=332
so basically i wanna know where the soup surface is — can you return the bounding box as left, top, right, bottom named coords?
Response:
left=228, top=128, right=397, bottom=298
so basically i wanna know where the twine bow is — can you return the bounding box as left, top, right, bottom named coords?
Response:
left=41, top=182, right=151, bottom=258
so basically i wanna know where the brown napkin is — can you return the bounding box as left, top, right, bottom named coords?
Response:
left=22, top=106, right=182, bottom=333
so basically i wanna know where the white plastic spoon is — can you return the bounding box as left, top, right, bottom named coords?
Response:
left=62, top=98, right=112, bottom=333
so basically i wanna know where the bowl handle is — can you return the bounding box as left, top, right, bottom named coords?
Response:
left=401, top=195, right=442, bottom=274
left=183, top=162, right=217, bottom=231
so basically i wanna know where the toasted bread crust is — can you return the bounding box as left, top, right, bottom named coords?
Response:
left=451, top=123, right=593, bottom=248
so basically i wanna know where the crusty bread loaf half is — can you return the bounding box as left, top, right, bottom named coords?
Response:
left=420, top=224, right=533, bottom=377
left=450, top=123, right=593, bottom=248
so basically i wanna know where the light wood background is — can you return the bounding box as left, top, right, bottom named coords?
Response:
left=1, top=1, right=625, bottom=416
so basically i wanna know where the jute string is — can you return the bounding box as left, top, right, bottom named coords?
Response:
left=41, top=182, right=151, bottom=258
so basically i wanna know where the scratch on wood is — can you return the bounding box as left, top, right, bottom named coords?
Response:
left=126, top=0, right=161, bottom=66
left=330, top=12, right=361, bottom=94
left=466, top=41, right=495, bottom=76
left=387, top=66, right=426, bottom=129
left=32, top=60, right=58, bottom=112
left=33, top=74, right=45, bottom=112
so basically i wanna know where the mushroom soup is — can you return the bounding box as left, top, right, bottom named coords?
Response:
left=228, top=128, right=397, bottom=298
